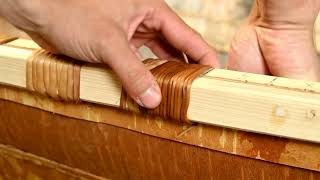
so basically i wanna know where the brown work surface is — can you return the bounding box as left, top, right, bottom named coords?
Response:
left=0, top=99, right=319, bottom=179
left=0, top=144, right=106, bottom=180
left=0, top=85, right=320, bottom=173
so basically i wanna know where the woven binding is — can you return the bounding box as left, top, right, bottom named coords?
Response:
left=120, top=59, right=212, bottom=123
left=26, top=49, right=212, bottom=122
left=26, top=49, right=81, bottom=101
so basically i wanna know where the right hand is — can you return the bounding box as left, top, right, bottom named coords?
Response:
left=0, top=0, right=219, bottom=108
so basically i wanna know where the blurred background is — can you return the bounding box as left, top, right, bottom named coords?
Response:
left=166, top=0, right=253, bottom=53
left=166, top=0, right=320, bottom=53
left=1, top=0, right=320, bottom=65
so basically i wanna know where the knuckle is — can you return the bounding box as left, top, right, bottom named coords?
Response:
left=94, top=26, right=126, bottom=62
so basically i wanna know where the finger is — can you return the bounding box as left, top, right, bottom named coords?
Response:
left=27, top=32, right=59, bottom=53
left=96, top=29, right=162, bottom=108
left=154, top=6, right=220, bottom=67
left=256, top=27, right=320, bottom=81
left=145, top=38, right=183, bottom=59
left=130, top=37, right=184, bottom=60
left=227, top=25, right=270, bottom=74
left=129, top=44, right=143, bottom=59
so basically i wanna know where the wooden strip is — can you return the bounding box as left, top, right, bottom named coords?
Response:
left=1, top=39, right=320, bottom=143
left=0, top=45, right=31, bottom=88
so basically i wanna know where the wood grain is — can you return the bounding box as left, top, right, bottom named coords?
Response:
left=0, top=99, right=319, bottom=179
left=0, top=144, right=106, bottom=180
left=1, top=85, right=320, bottom=172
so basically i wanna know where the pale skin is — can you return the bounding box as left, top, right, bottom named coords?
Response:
left=0, top=0, right=319, bottom=109
left=228, top=0, right=320, bottom=81
left=0, top=0, right=219, bottom=108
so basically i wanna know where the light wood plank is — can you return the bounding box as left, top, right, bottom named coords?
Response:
left=1, top=39, right=320, bottom=143
left=0, top=46, right=31, bottom=87
left=5, top=38, right=40, bottom=49
left=80, top=65, right=121, bottom=106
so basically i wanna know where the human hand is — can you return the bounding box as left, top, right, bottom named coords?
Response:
left=227, top=0, right=320, bottom=81
left=0, top=0, right=219, bottom=108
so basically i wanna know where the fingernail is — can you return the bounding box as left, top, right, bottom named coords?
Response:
left=137, top=84, right=162, bottom=109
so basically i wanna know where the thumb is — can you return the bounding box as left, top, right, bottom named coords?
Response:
left=97, top=31, right=162, bottom=109
left=227, top=25, right=270, bottom=74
